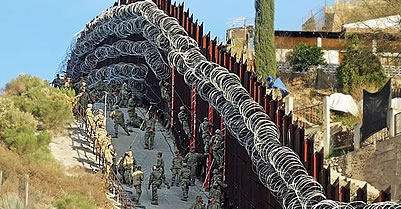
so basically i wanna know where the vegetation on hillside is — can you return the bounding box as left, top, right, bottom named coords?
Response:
left=0, top=75, right=109, bottom=209
left=337, top=37, right=388, bottom=94
left=254, top=0, right=277, bottom=79
left=288, top=43, right=326, bottom=72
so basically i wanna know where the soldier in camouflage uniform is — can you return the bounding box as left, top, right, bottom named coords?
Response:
left=94, top=109, right=105, bottom=129
left=209, top=173, right=226, bottom=203
left=179, top=162, right=191, bottom=201
left=110, top=105, right=130, bottom=138
left=122, top=151, right=136, bottom=184
left=170, top=151, right=183, bottom=187
left=207, top=198, right=221, bottom=209
left=190, top=195, right=206, bottom=209
left=210, top=129, right=224, bottom=168
left=131, top=165, right=144, bottom=203
left=199, top=117, right=213, bottom=153
left=85, top=104, right=95, bottom=139
left=178, top=106, right=191, bottom=137
left=209, top=184, right=222, bottom=204
left=95, top=123, right=108, bottom=159
left=52, top=74, right=62, bottom=88
left=76, top=87, right=91, bottom=115
left=156, top=152, right=165, bottom=174
left=159, top=80, right=171, bottom=111
left=104, top=144, right=115, bottom=179
left=185, top=147, right=204, bottom=185
left=148, top=165, right=170, bottom=205
left=127, top=94, right=142, bottom=128
left=144, top=113, right=156, bottom=150
left=119, top=83, right=129, bottom=107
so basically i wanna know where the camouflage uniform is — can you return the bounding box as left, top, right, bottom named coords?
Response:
left=52, top=75, right=62, bottom=88
left=170, top=152, right=183, bottom=186
left=178, top=106, right=191, bottom=137
left=86, top=104, right=95, bottom=137
left=94, top=109, right=105, bottom=129
left=104, top=144, right=115, bottom=179
left=110, top=106, right=130, bottom=137
left=179, top=163, right=191, bottom=201
left=122, top=151, right=136, bottom=184
left=210, top=174, right=226, bottom=203
left=156, top=153, right=165, bottom=174
left=95, top=125, right=108, bottom=158
left=77, top=89, right=91, bottom=112
left=159, top=80, right=171, bottom=110
left=199, top=118, right=212, bottom=153
left=119, top=83, right=129, bottom=107
left=144, top=116, right=156, bottom=149
left=127, top=97, right=142, bottom=128
left=207, top=198, right=221, bottom=209
left=190, top=196, right=206, bottom=209
left=148, top=166, right=170, bottom=205
left=131, top=166, right=144, bottom=203
left=210, top=129, right=224, bottom=168
left=184, top=149, right=204, bottom=185
left=209, top=185, right=222, bottom=204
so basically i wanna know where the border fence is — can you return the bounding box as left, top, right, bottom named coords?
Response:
left=77, top=0, right=395, bottom=208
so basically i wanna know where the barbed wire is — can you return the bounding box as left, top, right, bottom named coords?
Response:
left=64, top=1, right=401, bottom=208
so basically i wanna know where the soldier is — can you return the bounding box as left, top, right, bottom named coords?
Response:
left=76, top=88, right=91, bottom=114
left=185, top=147, right=204, bottom=185
left=156, top=152, right=165, bottom=174
left=170, top=151, right=183, bottom=187
left=148, top=165, right=170, bottom=205
left=178, top=106, right=191, bottom=137
left=207, top=198, right=221, bottom=209
left=180, top=162, right=191, bottom=201
left=104, top=144, right=115, bottom=179
left=190, top=196, right=206, bottom=209
left=210, top=129, right=224, bottom=168
left=119, top=83, right=129, bottom=107
left=110, top=105, right=130, bottom=138
left=64, top=77, right=72, bottom=89
left=52, top=74, right=62, bottom=88
left=144, top=113, right=156, bottom=150
left=199, top=117, right=213, bottom=153
left=127, top=94, right=142, bottom=128
left=122, top=151, right=136, bottom=184
left=159, top=80, right=171, bottom=110
left=95, top=122, right=108, bottom=157
left=209, top=184, right=222, bottom=204
left=86, top=104, right=95, bottom=138
left=132, top=165, right=144, bottom=203
left=127, top=93, right=137, bottom=112
left=94, top=109, right=105, bottom=128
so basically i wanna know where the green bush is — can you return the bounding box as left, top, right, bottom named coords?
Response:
left=52, top=193, right=97, bottom=209
left=5, top=75, right=74, bottom=131
left=336, top=37, right=387, bottom=93
left=288, top=43, right=326, bottom=72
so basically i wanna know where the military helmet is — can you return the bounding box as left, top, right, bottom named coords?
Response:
left=182, top=162, right=187, bottom=167
left=203, top=117, right=208, bottom=121
left=114, top=105, right=120, bottom=109
left=98, top=109, right=104, bottom=113
left=87, top=104, right=93, bottom=108
left=137, top=166, right=142, bottom=170
left=212, top=169, right=218, bottom=174
left=180, top=106, right=185, bottom=111
left=215, top=129, right=221, bottom=134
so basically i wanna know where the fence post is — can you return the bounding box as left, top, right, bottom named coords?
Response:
left=284, top=96, right=293, bottom=116
left=353, top=124, right=361, bottom=151
left=323, top=96, right=331, bottom=158
left=24, top=174, right=29, bottom=209
left=388, top=108, right=395, bottom=137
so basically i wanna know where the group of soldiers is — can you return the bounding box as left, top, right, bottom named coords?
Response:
left=70, top=76, right=226, bottom=208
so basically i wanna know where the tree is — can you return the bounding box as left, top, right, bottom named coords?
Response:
left=337, top=37, right=387, bottom=94
left=288, top=43, right=326, bottom=72
left=254, top=0, right=276, bottom=79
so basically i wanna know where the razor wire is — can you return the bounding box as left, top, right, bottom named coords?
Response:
left=64, top=1, right=401, bottom=208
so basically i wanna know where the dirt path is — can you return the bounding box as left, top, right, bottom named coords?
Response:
left=49, top=124, right=99, bottom=175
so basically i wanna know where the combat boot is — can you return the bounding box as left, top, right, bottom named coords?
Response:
left=112, top=134, right=118, bottom=138
left=151, top=200, right=158, bottom=205
left=181, top=197, right=187, bottom=201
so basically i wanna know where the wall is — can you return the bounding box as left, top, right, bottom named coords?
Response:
left=329, top=135, right=401, bottom=200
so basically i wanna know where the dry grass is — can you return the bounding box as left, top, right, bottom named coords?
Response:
left=0, top=143, right=112, bottom=209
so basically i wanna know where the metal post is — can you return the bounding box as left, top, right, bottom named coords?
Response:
left=104, top=91, right=108, bottom=127
left=323, top=96, right=331, bottom=158
left=24, top=174, right=29, bottom=209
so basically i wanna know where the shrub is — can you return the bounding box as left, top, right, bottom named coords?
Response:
left=5, top=75, right=74, bottom=131
left=52, top=193, right=97, bottom=209
left=336, top=37, right=387, bottom=94
left=288, top=43, right=326, bottom=72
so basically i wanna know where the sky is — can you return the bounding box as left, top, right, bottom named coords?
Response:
left=0, top=0, right=330, bottom=88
